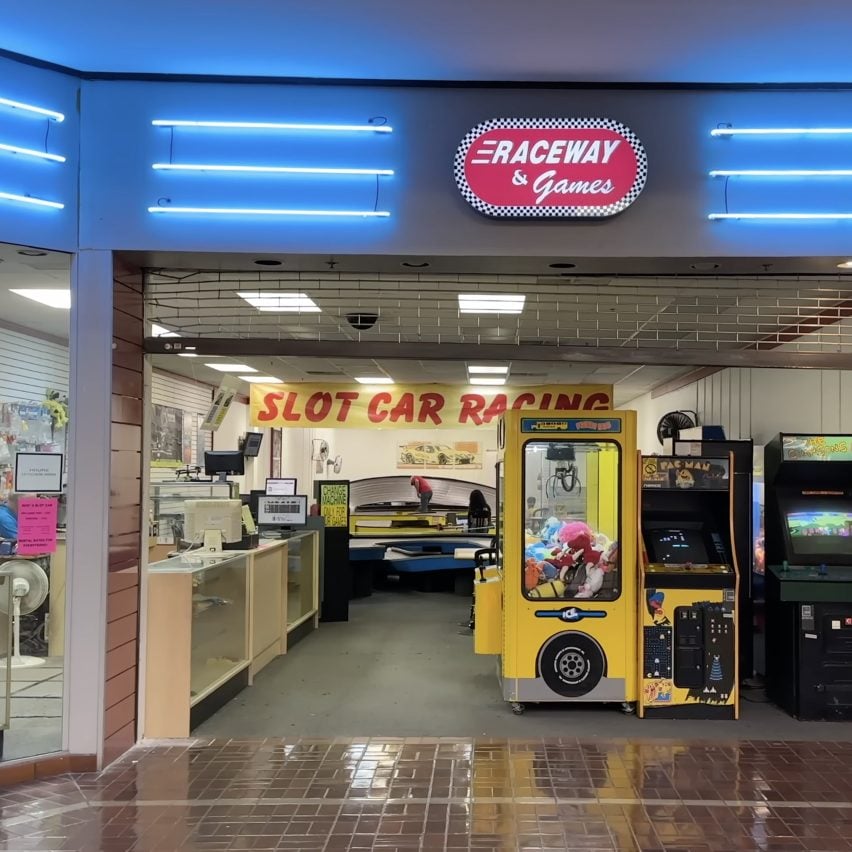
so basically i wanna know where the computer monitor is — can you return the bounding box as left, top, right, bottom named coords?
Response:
left=266, top=477, right=297, bottom=496
left=243, top=432, right=263, bottom=457
left=184, top=499, right=243, bottom=551
left=248, top=489, right=266, bottom=521
left=204, top=450, right=245, bottom=479
left=786, top=509, right=852, bottom=557
left=646, top=526, right=710, bottom=565
left=257, top=494, right=308, bottom=527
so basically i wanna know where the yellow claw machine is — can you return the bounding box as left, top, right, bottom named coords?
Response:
left=475, top=410, right=638, bottom=714
left=638, top=454, right=740, bottom=719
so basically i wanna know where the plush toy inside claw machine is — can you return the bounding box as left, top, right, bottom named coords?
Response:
left=475, top=411, right=639, bottom=715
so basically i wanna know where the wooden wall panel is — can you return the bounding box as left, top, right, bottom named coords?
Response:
left=105, top=265, right=144, bottom=767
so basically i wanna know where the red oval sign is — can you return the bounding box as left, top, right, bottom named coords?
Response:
left=454, top=118, right=647, bottom=218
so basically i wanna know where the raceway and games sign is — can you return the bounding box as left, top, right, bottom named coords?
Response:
left=454, top=118, right=647, bottom=218
left=251, top=383, right=613, bottom=429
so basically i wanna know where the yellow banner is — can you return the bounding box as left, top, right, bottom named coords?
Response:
left=250, top=383, right=613, bottom=429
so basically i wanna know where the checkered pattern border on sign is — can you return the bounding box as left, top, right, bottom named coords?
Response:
left=453, top=117, right=648, bottom=218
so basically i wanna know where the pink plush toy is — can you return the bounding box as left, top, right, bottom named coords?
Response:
left=576, top=540, right=617, bottom=599
left=550, top=521, right=598, bottom=580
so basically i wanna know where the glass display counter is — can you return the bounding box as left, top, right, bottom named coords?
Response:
left=145, top=532, right=320, bottom=737
left=284, top=532, right=320, bottom=632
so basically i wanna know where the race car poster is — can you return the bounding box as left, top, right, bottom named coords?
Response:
left=397, top=440, right=482, bottom=470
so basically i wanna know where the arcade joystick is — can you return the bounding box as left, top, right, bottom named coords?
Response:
left=819, top=563, right=828, bottom=577
left=782, top=560, right=789, bottom=573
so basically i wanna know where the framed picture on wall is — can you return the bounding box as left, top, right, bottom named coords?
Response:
left=270, top=428, right=282, bottom=478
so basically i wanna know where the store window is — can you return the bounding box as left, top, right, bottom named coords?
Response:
left=523, top=440, right=620, bottom=601
left=0, top=243, right=70, bottom=761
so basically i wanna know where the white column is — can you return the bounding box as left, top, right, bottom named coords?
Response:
left=64, top=249, right=113, bottom=761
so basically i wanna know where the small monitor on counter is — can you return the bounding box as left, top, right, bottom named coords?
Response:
left=257, top=494, right=308, bottom=528
left=266, top=477, right=297, bottom=496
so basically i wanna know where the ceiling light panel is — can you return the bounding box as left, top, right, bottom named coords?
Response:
left=458, top=293, right=525, bottom=314
left=467, top=365, right=509, bottom=374
left=469, top=377, right=507, bottom=386
left=238, top=291, right=321, bottom=312
left=205, top=363, right=258, bottom=372
left=355, top=376, right=394, bottom=384
left=9, top=288, right=70, bottom=309
left=151, top=323, right=179, bottom=337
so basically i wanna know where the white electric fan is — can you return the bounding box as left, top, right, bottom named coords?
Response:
left=327, top=454, right=344, bottom=475
left=312, top=439, right=330, bottom=474
left=0, top=561, right=49, bottom=669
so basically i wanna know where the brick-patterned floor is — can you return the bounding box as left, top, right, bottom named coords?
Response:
left=2, top=737, right=852, bottom=850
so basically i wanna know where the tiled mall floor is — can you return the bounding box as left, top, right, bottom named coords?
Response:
left=2, top=738, right=852, bottom=851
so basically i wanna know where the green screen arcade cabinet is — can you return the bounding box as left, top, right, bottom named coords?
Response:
left=764, top=434, right=852, bottom=720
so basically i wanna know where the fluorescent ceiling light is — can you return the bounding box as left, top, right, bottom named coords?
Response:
left=355, top=377, right=394, bottom=385
left=237, top=292, right=320, bottom=313
left=468, top=365, right=509, bottom=374
left=178, top=353, right=199, bottom=357
left=0, top=97, right=64, bottom=122
left=0, top=190, right=63, bottom=209
left=710, top=169, right=852, bottom=177
left=152, top=163, right=393, bottom=176
left=148, top=206, right=389, bottom=217
left=205, top=363, right=258, bottom=372
left=458, top=294, right=526, bottom=314
left=10, top=288, right=70, bottom=309
left=837, top=261, right=852, bottom=269
left=711, top=127, right=852, bottom=136
left=240, top=376, right=282, bottom=383
left=0, top=142, right=65, bottom=163
left=151, top=323, right=179, bottom=337
left=709, top=212, right=852, bottom=220
left=469, top=377, right=507, bottom=386
left=152, top=120, right=392, bottom=133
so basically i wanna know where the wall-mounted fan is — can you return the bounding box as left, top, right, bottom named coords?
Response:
left=326, top=454, right=343, bottom=475
left=656, top=410, right=697, bottom=446
left=312, top=438, right=330, bottom=474
left=0, top=560, right=49, bottom=669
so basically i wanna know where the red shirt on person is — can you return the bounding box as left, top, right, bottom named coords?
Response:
left=410, top=476, right=432, bottom=496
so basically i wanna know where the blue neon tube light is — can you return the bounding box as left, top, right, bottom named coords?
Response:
left=712, top=127, right=852, bottom=137
left=0, top=97, right=64, bottom=122
left=0, top=142, right=65, bottom=163
left=0, top=190, right=64, bottom=209
left=152, top=120, right=392, bottom=133
left=147, top=206, right=390, bottom=217
left=152, top=163, right=393, bottom=176
left=710, top=169, right=852, bottom=177
left=709, top=212, right=852, bottom=220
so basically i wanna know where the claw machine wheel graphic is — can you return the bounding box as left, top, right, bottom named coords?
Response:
left=538, top=632, right=606, bottom=697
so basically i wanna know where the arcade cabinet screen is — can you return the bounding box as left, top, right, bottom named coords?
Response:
left=647, top=528, right=710, bottom=564
left=786, top=510, right=852, bottom=556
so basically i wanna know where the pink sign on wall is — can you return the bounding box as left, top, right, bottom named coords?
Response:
left=16, top=498, right=58, bottom=556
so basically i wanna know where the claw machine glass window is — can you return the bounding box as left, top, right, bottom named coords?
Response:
left=522, top=440, right=620, bottom=601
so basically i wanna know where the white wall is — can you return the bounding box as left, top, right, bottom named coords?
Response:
left=628, top=367, right=852, bottom=454
left=211, top=397, right=270, bottom=494
left=280, top=425, right=498, bottom=501
left=0, top=324, right=69, bottom=402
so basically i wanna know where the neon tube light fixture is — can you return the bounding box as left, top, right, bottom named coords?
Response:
left=710, top=169, right=852, bottom=177
left=0, top=97, right=64, bottom=122
left=152, top=120, right=392, bottom=133
left=0, top=190, right=64, bottom=209
left=148, top=206, right=389, bottom=217
left=0, top=142, right=65, bottom=163
left=152, top=163, right=393, bottom=176
left=709, top=212, right=852, bottom=220
left=712, top=127, right=852, bottom=136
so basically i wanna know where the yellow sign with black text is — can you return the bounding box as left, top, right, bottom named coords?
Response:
left=250, top=383, right=613, bottom=429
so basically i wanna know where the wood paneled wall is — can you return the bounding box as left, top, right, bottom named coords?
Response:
left=104, top=265, right=144, bottom=765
